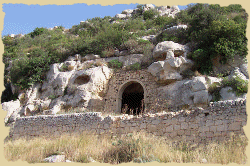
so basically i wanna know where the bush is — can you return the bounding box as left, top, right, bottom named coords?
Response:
left=30, top=27, right=48, bottom=38
left=10, top=53, right=51, bottom=90
left=143, top=9, right=158, bottom=20
left=174, top=3, right=248, bottom=74
left=221, top=76, right=248, bottom=96
left=126, top=63, right=141, bottom=71
left=108, top=59, right=123, bottom=69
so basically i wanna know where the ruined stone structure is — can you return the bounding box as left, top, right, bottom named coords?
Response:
left=103, top=69, right=160, bottom=114
left=10, top=99, right=247, bottom=143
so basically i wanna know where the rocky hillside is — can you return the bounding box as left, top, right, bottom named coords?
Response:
left=1, top=4, right=248, bottom=124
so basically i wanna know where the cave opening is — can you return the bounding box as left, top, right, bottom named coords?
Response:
left=121, top=82, right=144, bottom=115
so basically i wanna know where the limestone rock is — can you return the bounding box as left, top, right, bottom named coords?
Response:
left=191, top=77, right=207, bottom=92
left=228, top=67, right=248, bottom=81
left=179, top=57, right=194, bottom=72
left=220, top=86, right=247, bottom=101
left=166, top=57, right=182, bottom=68
left=153, top=41, right=189, bottom=60
left=160, top=71, right=182, bottom=82
left=165, top=25, right=187, bottom=32
left=156, top=76, right=210, bottom=108
left=148, top=61, right=164, bottom=77
left=139, top=35, right=156, bottom=43
left=143, top=4, right=155, bottom=12
left=206, top=76, right=222, bottom=85
left=2, top=100, right=21, bottom=123
left=44, top=155, right=66, bottom=163
left=122, top=9, right=133, bottom=14
left=115, top=14, right=127, bottom=19
left=83, top=54, right=100, bottom=61
left=193, top=90, right=209, bottom=104
left=40, top=99, right=51, bottom=110
left=240, top=64, right=248, bottom=78
left=157, top=5, right=180, bottom=17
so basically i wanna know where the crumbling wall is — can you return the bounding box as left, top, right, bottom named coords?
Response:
left=10, top=99, right=247, bottom=143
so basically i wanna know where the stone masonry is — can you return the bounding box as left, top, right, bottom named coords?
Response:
left=103, top=69, right=159, bottom=114
left=10, top=99, right=247, bottom=143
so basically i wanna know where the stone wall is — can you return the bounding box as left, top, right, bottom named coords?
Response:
left=103, top=69, right=160, bottom=114
left=10, top=99, right=247, bottom=143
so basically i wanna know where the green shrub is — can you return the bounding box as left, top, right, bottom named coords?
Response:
left=221, top=76, right=248, bottom=96
left=108, top=59, right=123, bottom=69
left=143, top=9, right=158, bottom=20
left=127, top=63, right=141, bottom=71
left=174, top=3, right=248, bottom=74
left=10, top=53, right=51, bottom=90
left=30, top=27, right=48, bottom=38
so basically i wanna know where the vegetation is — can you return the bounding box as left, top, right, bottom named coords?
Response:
left=108, top=59, right=123, bottom=69
left=4, top=132, right=247, bottom=164
left=208, top=75, right=248, bottom=101
left=2, top=3, right=248, bottom=99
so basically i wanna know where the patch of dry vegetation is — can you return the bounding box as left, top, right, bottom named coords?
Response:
left=4, top=132, right=247, bottom=164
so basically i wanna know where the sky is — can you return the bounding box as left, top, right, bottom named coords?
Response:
left=1, top=3, right=188, bottom=37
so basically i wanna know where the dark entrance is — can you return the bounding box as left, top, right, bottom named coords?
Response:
left=121, top=82, right=144, bottom=115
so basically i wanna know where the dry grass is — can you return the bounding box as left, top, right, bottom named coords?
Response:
left=4, top=132, right=247, bottom=164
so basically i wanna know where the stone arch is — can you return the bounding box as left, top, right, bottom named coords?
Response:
left=117, top=80, right=147, bottom=115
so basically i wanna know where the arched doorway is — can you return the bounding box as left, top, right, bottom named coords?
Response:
left=117, top=81, right=145, bottom=115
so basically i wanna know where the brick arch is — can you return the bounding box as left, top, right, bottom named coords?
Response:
left=117, top=79, right=147, bottom=114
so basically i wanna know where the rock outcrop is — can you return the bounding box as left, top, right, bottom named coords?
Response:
left=148, top=41, right=192, bottom=84
left=157, top=76, right=209, bottom=108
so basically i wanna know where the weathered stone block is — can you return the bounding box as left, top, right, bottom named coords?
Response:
left=181, top=122, right=188, bottom=129
left=217, top=124, right=227, bottom=132
left=165, top=125, right=173, bottom=132
left=228, top=122, right=241, bottom=131
left=174, top=125, right=180, bottom=131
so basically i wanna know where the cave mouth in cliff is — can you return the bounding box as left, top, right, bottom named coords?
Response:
left=121, top=82, right=144, bottom=115
left=74, top=75, right=90, bottom=85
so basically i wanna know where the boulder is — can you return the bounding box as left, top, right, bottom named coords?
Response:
left=228, top=67, right=248, bottom=81
left=193, top=90, right=209, bottom=104
left=191, top=77, right=207, bottom=92
left=163, top=60, right=178, bottom=72
left=44, top=155, right=66, bottom=163
left=166, top=57, right=182, bottom=68
left=148, top=61, right=164, bottom=77
left=2, top=100, right=21, bottom=123
left=25, top=104, right=35, bottom=115
left=240, top=64, right=248, bottom=79
left=139, top=35, right=156, bottom=43
left=143, top=4, right=155, bottom=12
left=83, top=54, right=100, bottom=61
left=153, top=41, right=189, bottom=60
left=165, top=25, right=187, bottom=32
left=115, top=14, right=127, bottom=19
left=156, top=79, right=194, bottom=107
left=40, top=99, right=51, bottom=110
left=220, top=86, right=247, bottom=101
left=156, top=76, right=210, bottom=108
left=179, top=56, right=194, bottom=72
left=206, top=76, right=222, bottom=85
left=122, top=9, right=133, bottom=14
left=159, top=71, right=182, bottom=82
left=157, top=5, right=180, bottom=17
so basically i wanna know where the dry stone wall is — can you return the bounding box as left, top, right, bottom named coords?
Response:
left=10, top=99, right=247, bottom=143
